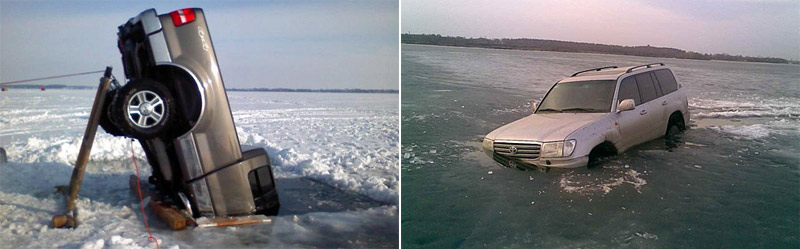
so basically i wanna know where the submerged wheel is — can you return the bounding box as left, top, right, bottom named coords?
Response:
left=588, top=142, right=616, bottom=168
left=665, top=113, right=686, bottom=150
left=666, top=124, right=680, bottom=137
left=115, top=78, right=174, bottom=139
left=665, top=112, right=686, bottom=138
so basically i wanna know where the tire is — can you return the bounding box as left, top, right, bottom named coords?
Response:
left=587, top=142, right=616, bottom=168
left=99, top=89, right=125, bottom=136
left=666, top=124, right=680, bottom=138
left=665, top=114, right=685, bottom=150
left=665, top=113, right=685, bottom=138
left=114, top=78, right=175, bottom=139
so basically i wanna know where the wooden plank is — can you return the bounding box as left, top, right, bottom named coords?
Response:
left=196, top=215, right=271, bottom=228
left=150, top=198, right=190, bottom=231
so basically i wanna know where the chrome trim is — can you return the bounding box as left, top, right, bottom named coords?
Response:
left=493, top=140, right=543, bottom=145
left=494, top=141, right=542, bottom=159
left=126, top=90, right=165, bottom=128
left=190, top=179, right=214, bottom=216
left=137, top=9, right=163, bottom=34
left=154, top=62, right=207, bottom=136
left=176, top=133, right=204, bottom=180
left=148, top=32, right=172, bottom=64
left=178, top=192, right=194, bottom=217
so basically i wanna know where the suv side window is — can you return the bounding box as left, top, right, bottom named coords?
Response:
left=654, top=69, right=678, bottom=94
left=618, top=77, right=641, bottom=105
left=635, top=73, right=658, bottom=103
left=649, top=73, right=663, bottom=96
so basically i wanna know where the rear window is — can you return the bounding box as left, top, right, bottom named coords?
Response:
left=654, top=69, right=678, bottom=94
left=635, top=73, right=658, bottom=103
left=618, top=77, right=641, bottom=105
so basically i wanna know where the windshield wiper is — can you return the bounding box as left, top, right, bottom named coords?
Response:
left=561, top=108, right=600, bottom=113
left=537, top=108, right=563, bottom=113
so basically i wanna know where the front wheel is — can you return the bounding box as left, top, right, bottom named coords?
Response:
left=115, top=78, right=175, bottom=139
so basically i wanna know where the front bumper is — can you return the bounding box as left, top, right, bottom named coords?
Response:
left=483, top=139, right=588, bottom=169
left=528, top=156, right=589, bottom=168
left=488, top=150, right=588, bottom=169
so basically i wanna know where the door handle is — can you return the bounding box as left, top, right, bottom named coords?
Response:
left=640, top=110, right=647, bottom=115
left=662, top=101, right=668, bottom=106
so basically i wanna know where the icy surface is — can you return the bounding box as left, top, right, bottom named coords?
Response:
left=0, top=90, right=398, bottom=248
left=401, top=44, right=800, bottom=248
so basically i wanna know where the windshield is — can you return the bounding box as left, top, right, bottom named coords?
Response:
left=536, top=80, right=616, bottom=113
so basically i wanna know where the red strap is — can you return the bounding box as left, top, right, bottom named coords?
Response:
left=131, top=139, right=159, bottom=249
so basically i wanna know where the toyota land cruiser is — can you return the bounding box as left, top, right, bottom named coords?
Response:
left=483, top=63, right=690, bottom=169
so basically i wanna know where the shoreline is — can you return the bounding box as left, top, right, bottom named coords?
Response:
left=401, top=43, right=799, bottom=66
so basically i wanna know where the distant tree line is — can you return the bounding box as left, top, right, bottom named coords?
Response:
left=402, top=34, right=797, bottom=64
left=226, top=88, right=399, bottom=94
left=3, top=85, right=398, bottom=94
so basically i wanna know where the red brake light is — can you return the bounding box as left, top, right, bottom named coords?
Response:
left=170, top=9, right=196, bottom=27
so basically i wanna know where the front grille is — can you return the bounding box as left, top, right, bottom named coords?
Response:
left=493, top=141, right=541, bottom=159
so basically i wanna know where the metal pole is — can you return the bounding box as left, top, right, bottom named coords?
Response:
left=53, top=67, right=112, bottom=228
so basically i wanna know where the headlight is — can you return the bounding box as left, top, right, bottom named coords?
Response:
left=541, top=139, right=577, bottom=158
left=563, top=139, right=576, bottom=157
left=482, top=138, right=494, bottom=152
left=541, top=141, right=563, bottom=158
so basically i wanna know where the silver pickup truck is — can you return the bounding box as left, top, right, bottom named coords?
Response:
left=99, top=8, right=280, bottom=217
left=483, top=63, right=689, bottom=169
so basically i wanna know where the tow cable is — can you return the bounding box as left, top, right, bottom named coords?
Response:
left=131, top=139, right=160, bottom=249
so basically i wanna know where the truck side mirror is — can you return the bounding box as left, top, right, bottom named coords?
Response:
left=618, top=99, right=635, bottom=112
left=531, top=102, right=538, bottom=113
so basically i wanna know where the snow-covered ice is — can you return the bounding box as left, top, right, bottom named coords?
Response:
left=0, top=90, right=399, bottom=248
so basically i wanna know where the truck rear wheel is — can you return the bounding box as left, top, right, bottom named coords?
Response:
left=99, top=89, right=125, bottom=136
left=115, top=78, right=175, bottom=139
left=666, top=112, right=686, bottom=138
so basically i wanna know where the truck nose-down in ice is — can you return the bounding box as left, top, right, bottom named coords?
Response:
left=98, top=8, right=280, bottom=218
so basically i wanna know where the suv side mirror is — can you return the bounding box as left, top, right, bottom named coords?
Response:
left=531, top=102, right=538, bottom=113
left=618, top=99, right=636, bottom=112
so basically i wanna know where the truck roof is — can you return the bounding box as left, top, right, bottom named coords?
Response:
left=559, top=63, right=668, bottom=83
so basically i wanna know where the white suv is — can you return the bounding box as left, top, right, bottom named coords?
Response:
left=483, top=63, right=689, bottom=169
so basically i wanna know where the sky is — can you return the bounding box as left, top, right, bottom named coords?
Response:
left=0, top=0, right=399, bottom=89
left=402, top=0, right=800, bottom=60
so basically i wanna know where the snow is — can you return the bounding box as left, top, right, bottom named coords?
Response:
left=559, top=167, right=648, bottom=195
left=690, top=97, right=800, bottom=119
left=708, top=119, right=800, bottom=139
left=0, top=90, right=398, bottom=248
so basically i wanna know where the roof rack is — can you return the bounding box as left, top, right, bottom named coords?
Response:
left=626, top=63, right=665, bottom=73
left=571, top=66, right=618, bottom=77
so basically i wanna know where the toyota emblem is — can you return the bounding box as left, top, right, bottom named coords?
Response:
left=509, top=146, right=518, bottom=154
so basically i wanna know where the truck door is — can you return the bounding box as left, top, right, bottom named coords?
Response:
left=616, top=76, right=649, bottom=150
left=633, top=72, right=665, bottom=141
